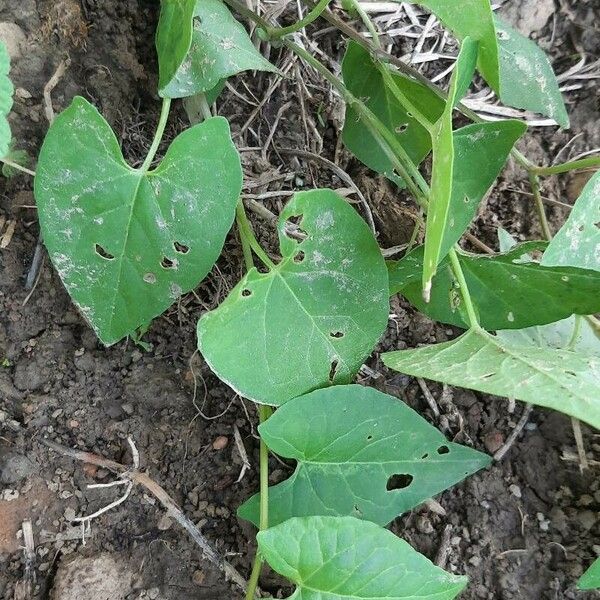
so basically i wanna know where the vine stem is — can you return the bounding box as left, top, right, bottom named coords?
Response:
left=531, top=156, right=600, bottom=176
left=0, top=158, right=36, bottom=177
left=528, top=172, right=553, bottom=240
left=348, top=0, right=381, bottom=48
left=198, top=94, right=213, bottom=121
left=448, top=248, right=481, bottom=330
left=235, top=200, right=276, bottom=270
left=244, top=403, right=273, bottom=600
left=140, top=98, right=171, bottom=173
left=264, top=0, right=332, bottom=38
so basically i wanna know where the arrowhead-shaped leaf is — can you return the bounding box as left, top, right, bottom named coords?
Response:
left=35, top=97, right=242, bottom=345
left=494, top=16, right=569, bottom=128
left=383, top=327, right=600, bottom=430
left=197, top=190, right=389, bottom=406
left=406, top=0, right=500, bottom=91
left=156, top=0, right=277, bottom=98
left=423, top=38, right=478, bottom=297
left=541, top=169, right=600, bottom=272
left=438, top=120, right=526, bottom=258
left=238, top=384, right=490, bottom=527
left=258, top=516, right=468, bottom=600
left=0, top=41, right=13, bottom=158
left=389, top=243, right=600, bottom=330
left=579, top=557, right=600, bottom=590
left=342, top=41, right=444, bottom=183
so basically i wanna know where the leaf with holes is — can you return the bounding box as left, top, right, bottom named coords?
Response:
left=383, top=327, right=600, bottom=430
left=579, top=557, right=600, bottom=590
left=423, top=37, right=478, bottom=298
left=258, top=516, right=468, bottom=600
left=438, top=120, right=527, bottom=259
left=342, top=41, right=444, bottom=184
left=197, top=190, right=389, bottom=406
left=0, top=40, right=14, bottom=159
left=34, top=96, right=242, bottom=345
left=238, top=384, right=490, bottom=527
left=541, top=169, right=600, bottom=272
left=406, top=0, right=500, bottom=91
left=494, top=16, right=568, bottom=128
left=156, top=0, right=277, bottom=98
left=389, top=243, right=600, bottom=330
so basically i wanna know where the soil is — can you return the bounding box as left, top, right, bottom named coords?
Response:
left=0, top=1, right=599, bottom=599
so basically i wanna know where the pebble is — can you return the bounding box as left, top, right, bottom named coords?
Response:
left=508, top=484, right=522, bottom=499
left=147, top=588, right=160, bottom=599
left=192, top=570, right=206, bottom=585
left=212, top=435, right=228, bottom=450
left=157, top=514, right=173, bottom=531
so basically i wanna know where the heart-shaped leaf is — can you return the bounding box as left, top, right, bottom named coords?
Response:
left=541, top=169, right=600, bottom=272
left=579, top=557, right=600, bottom=590
left=197, top=190, right=389, bottom=406
left=258, top=516, right=468, bottom=600
left=0, top=41, right=14, bottom=158
left=423, top=38, right=478, bottom=297
left=156, top=0, right=277, bottom=99
left=238, top=384, right=490, bottom=527
left=389, top=243, right=600, bottom=330
left=35, top=97, right=242, bottom=345
left=494, top=16, right=568, bottom=128
left=383, top=327, right=600, bottom=430
left=342, top=41, right=444, bottom=183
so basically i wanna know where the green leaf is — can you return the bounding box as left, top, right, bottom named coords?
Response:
left=541, top=169, right=600, bottom=272
left=35, top=97, right=242, bottom=345
left=423, top=37, right=478, bottom=297
left=238, top=384, right=490, bottom=527
left=389, top=243, right=600, bottom=330
left=258, top=515, right=468, bottom=600
left=0, top=40, right=14, bottom=159
left=383, top=327, right=600, bottom=430
left=155, top=0, right=196, bottom=93
left=156, top=0, right=277, bottom=99
left=497, top=315, right=600, bottom=357
left=407, top=0, right=500, bottom=92
left=579, top=557, right=600, bottom=590
left=342, top=41, right=444, bottom=183
left=494, top=16, right=569, bottom=128
left=197, top=190, right=389, bottom=406
left=439, top=120, right=527, bottom=258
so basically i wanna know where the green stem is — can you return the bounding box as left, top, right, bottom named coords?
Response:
left=140, top=98, right=171, bottom=173
left=264, top=0, right=332, bottom=38
left=0, top=158, right=36, bottom=177
left=348, top=0, right=381, bottom=48
left=244, top=404, right=273, bottom=600
left=198, top=93, right=213, bottom=121
left=531, top=156, right=600, bottom=176
left=236, top=200, right=276, bottom=270
left=528, top=172, right=552, bottom=241
left=448, top=248, right=480, bottom=330
left=567, top=315, right=583, bottom=351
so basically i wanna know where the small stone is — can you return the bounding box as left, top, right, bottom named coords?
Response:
left=157, top=514, right=173, bottom=531
left=578, top=495, right=594, bottom=507
left=147, top=587, right=160, bottom=599
left=121, top=403, right=134, bottom=415
left=576, top=510, right=597, bottom=531
left=483, top=431, right=503, bottom=454
left=416, top=515, right=434, bottom=534
left=212, top=436, right=228, bottom=450
left=469, top=555, right=482, bottom=567
left=192, top=570, right=206, bottom=585
left=83, top=463, right=98, bottom=478
left=509, top=484, right=522, bottom=499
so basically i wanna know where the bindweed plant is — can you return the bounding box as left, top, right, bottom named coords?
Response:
left=2, top=0, right=600, bottom=596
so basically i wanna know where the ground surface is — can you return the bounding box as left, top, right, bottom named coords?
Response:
left=0, top=0, right=599, bottom=599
